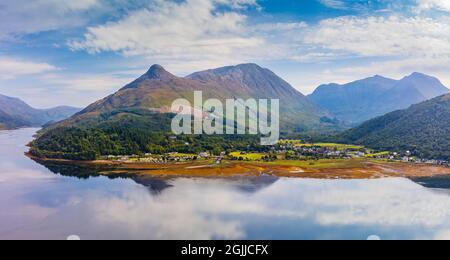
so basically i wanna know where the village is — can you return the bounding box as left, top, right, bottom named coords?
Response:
left=275, top=140, right=450, bottom=166
left=99, top=139, right=450, bottom=167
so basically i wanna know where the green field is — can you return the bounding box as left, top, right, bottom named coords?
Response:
left=229, top=152, right=266, bottom=161
left=294, top=143, right=364, bottom=150
left=167, top=153, right=198, bottom=157
left=278, top=140, right=303, bottom=145
left=364, top=151, right=390, bottom=158
left=278, top=140, right=363, bottom=150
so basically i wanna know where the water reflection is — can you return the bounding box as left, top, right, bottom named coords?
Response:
left=409, top=175, right=450, bottom=189
left=2, top=129, right=450, bottom=240
left=32, top=158, right=280, bottom=195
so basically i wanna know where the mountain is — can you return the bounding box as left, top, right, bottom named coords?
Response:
left=0, top=94, right=42, bottom=126
left=42, top=106, right=83, bottom=124
left=30, top=64, right=341, bottom=160
left=308, top=73, right=449, bottom=124
left=65, top=64, right=336, bottom=133
left=0, top=110, right=28, bottom=130
left=0, top=94, right=81, bottom=130
left=187, top=64, right=334, bottom=132
left=337, top=94, right=450, bottom=160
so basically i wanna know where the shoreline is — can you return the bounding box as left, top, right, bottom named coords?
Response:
left=26, top=153, right=450, bottom=180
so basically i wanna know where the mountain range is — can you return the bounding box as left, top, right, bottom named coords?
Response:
left=60, top=64, right=337, bottom=133
left=0, top=94, right=81, bottom=130
left=337, top=94, right=450, bottom=160
left=25, top=63, right=450, bottom=161
left=308, top=72, right=449, bottom=124
left=30, top=63, right=342, bottom=160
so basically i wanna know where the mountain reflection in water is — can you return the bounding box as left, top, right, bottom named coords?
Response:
left=32, top=158, right=280, bottom=195
left=4, top=129, right=450, bottom=240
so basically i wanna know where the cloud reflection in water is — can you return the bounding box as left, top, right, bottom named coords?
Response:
left=3, top=129, right=450, bottom=240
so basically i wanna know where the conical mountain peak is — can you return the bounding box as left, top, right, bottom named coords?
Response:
left=144, top=64, right=175, bottom=80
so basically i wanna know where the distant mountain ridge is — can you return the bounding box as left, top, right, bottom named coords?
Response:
left=308, top=72, right=449, bottom=124
left=337, top=93, right=450, bottom=160
left=0, top=94, right=81, bottom=130
left=0, top=110, right=28, bottom=130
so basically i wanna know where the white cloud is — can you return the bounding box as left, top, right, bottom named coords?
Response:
left=275, top=14, right=450, bottom=91
left=69, top=1, right=450, bottom=73
left=0, top=0, right=103, bottom=38
left=27, top=72, right=138, bottom=107
left=0, top=56, right=57, bottom=80
left=324, top=57, right=450, bottom=82
left=318, top=0, right=349, bottom=10
left=42, top=0, right=100, bottom=11
left=3, top=0, right=450, bottom=100
left=215, top=0, right=258, bottom=9
left=303, top=15, right=450, bottom=58
left=0, top=69, right=140, bottom=108
left=69, top=0, right=263, bottom=71
left=317, top=0, right=384, bottom=12
left=0, top=0, right=176, bottom=39
left=40, top=72, right=135, bottom=92
left=415, top=0, right=450, bottom=12
left=283, top=56, right=450, bottom=95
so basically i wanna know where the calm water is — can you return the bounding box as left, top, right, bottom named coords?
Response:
left=2, top=128, right=450, bottom=240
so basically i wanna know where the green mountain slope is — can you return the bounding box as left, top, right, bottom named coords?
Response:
left=72, top=64, right=336, bottom=133
left=188, top=64, right=336, bottom=132
left=30, top=64, right=342, bottom=160
left=338, top=94, right=450, bottom=160
left=30, top=108, right=263, bottom=160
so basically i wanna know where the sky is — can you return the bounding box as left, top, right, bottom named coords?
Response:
left=1, top=0, right=450, bottom=108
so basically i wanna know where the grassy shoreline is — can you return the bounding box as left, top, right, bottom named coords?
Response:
left=26, top=153, right=450, bottom=180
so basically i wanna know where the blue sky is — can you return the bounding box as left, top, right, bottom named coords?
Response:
left=1, top=0, right=450, bottom=108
